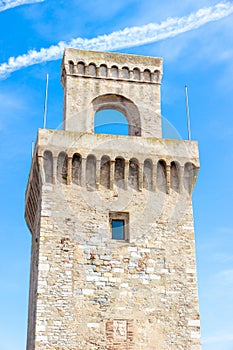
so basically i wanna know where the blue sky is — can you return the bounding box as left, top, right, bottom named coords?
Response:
left=0, top=1, right=233, bottom=349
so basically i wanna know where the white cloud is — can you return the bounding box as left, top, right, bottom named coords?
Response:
left=0, top=0, right=44, bottom=12
left=0, top=1, right=233, bottom=79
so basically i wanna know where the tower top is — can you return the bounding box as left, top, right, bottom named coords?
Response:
left=62, top=48, right=163, bottom=73
left=61, top=48, right=163, bottom=137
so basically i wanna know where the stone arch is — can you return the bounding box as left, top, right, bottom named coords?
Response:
left=133, top=67, right=141, bottom=80
left=129, top=158, right=139, bottom=190
left=184, top=162, right=197, bottom=194
left=143, top=158, right=153, bottom=190
left=170, top=161, right=180, bottom=193
left=77, top=61, right=85, bottom=75
left=122, top=66, right=130, bottom=79
left=157, top=160, right=167, bottom=192
left=92, top=94, right=141, bottom=136
left=99, top=64, right=108, bottom=77
left=57, top=152, right=68, bottom=184
left=88, top=63, right=97, bottom=76
left=68, top=60, right=75, bottom=74
left=111, top=65, right=119, bottom=78
left=143, top=69, right=151, bottom=82
left=43, top=150, right=53, bottom=183
left=100, top=155, right=110, bottom=189
left=86, top=154, right=96, bottom=188
left=115, top=157, right=125, bottom=188
left=152, top=70, right=160, bottom=83
left=72, top=153, right=82, bottom=185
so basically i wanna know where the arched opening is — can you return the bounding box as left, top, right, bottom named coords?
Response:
left=153, top=70, right=160, bottom=83
left=184, top=162, right=196, bottom=194
left=77, top=61, right=85, bottom=75
left=170, top=161, right=180, bottom=192
left=143, top=69, right=151, bottom=82
left=111, top=65, right=119, bottom=78
left=157, top=160, right=167, bottom=192
left=92, top=94, right=141, bottom=136
left=88, top=63, right=97, bottom=76
left=72, top=153, right=82, bottom=185
left=133, top=67, right=140, bottom=80
left=115, top=157, right=125, bottom=189
left=100, top=155, right=110, bottom=189
left=57, top=152, right=68, bottom=184
left=122, top=66, right=130, bottom=79
left=43, top=150, right=53, bottom=183
left=99, top=64, right=108, bottom=77
left=86, top=155, right=96, bottom=188
left=129, top=158, right=139, bottom=190
left=143, top=159, right=153, bottom=190
left=94, top=109, right=128, bottom=136
left=68, top=60, right=75, bottom=74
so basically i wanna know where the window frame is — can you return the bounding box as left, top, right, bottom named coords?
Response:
left=109, top=212, right=129, bottom=242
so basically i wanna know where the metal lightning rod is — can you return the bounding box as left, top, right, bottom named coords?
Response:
left=31, top=141, right=34, bottom=159
left=185, top=85, right=191, bottom=140
left=43, top=73, right=49, bottom=129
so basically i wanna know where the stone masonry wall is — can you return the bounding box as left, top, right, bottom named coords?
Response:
left=31, top=181, right=201, bottom=350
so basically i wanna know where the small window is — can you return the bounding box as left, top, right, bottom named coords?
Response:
left=112, top=220, right=124, bottom=240
left=110, top=212, right=129, bottom=241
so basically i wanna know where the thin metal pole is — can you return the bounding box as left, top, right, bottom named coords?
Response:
left=31, top=141, right=34, bottom=158
left=185, top=85, right=191, bottom=140
left=43, top=73, right=49, bottom=129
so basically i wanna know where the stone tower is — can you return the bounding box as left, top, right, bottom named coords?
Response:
left=25, top=48, right=201, bottom=350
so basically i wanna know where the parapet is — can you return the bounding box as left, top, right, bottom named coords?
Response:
left=62, top=48, right=162, bottom=84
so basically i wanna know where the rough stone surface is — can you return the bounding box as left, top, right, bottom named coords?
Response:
left=25, top=48, right=201, bottom=350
